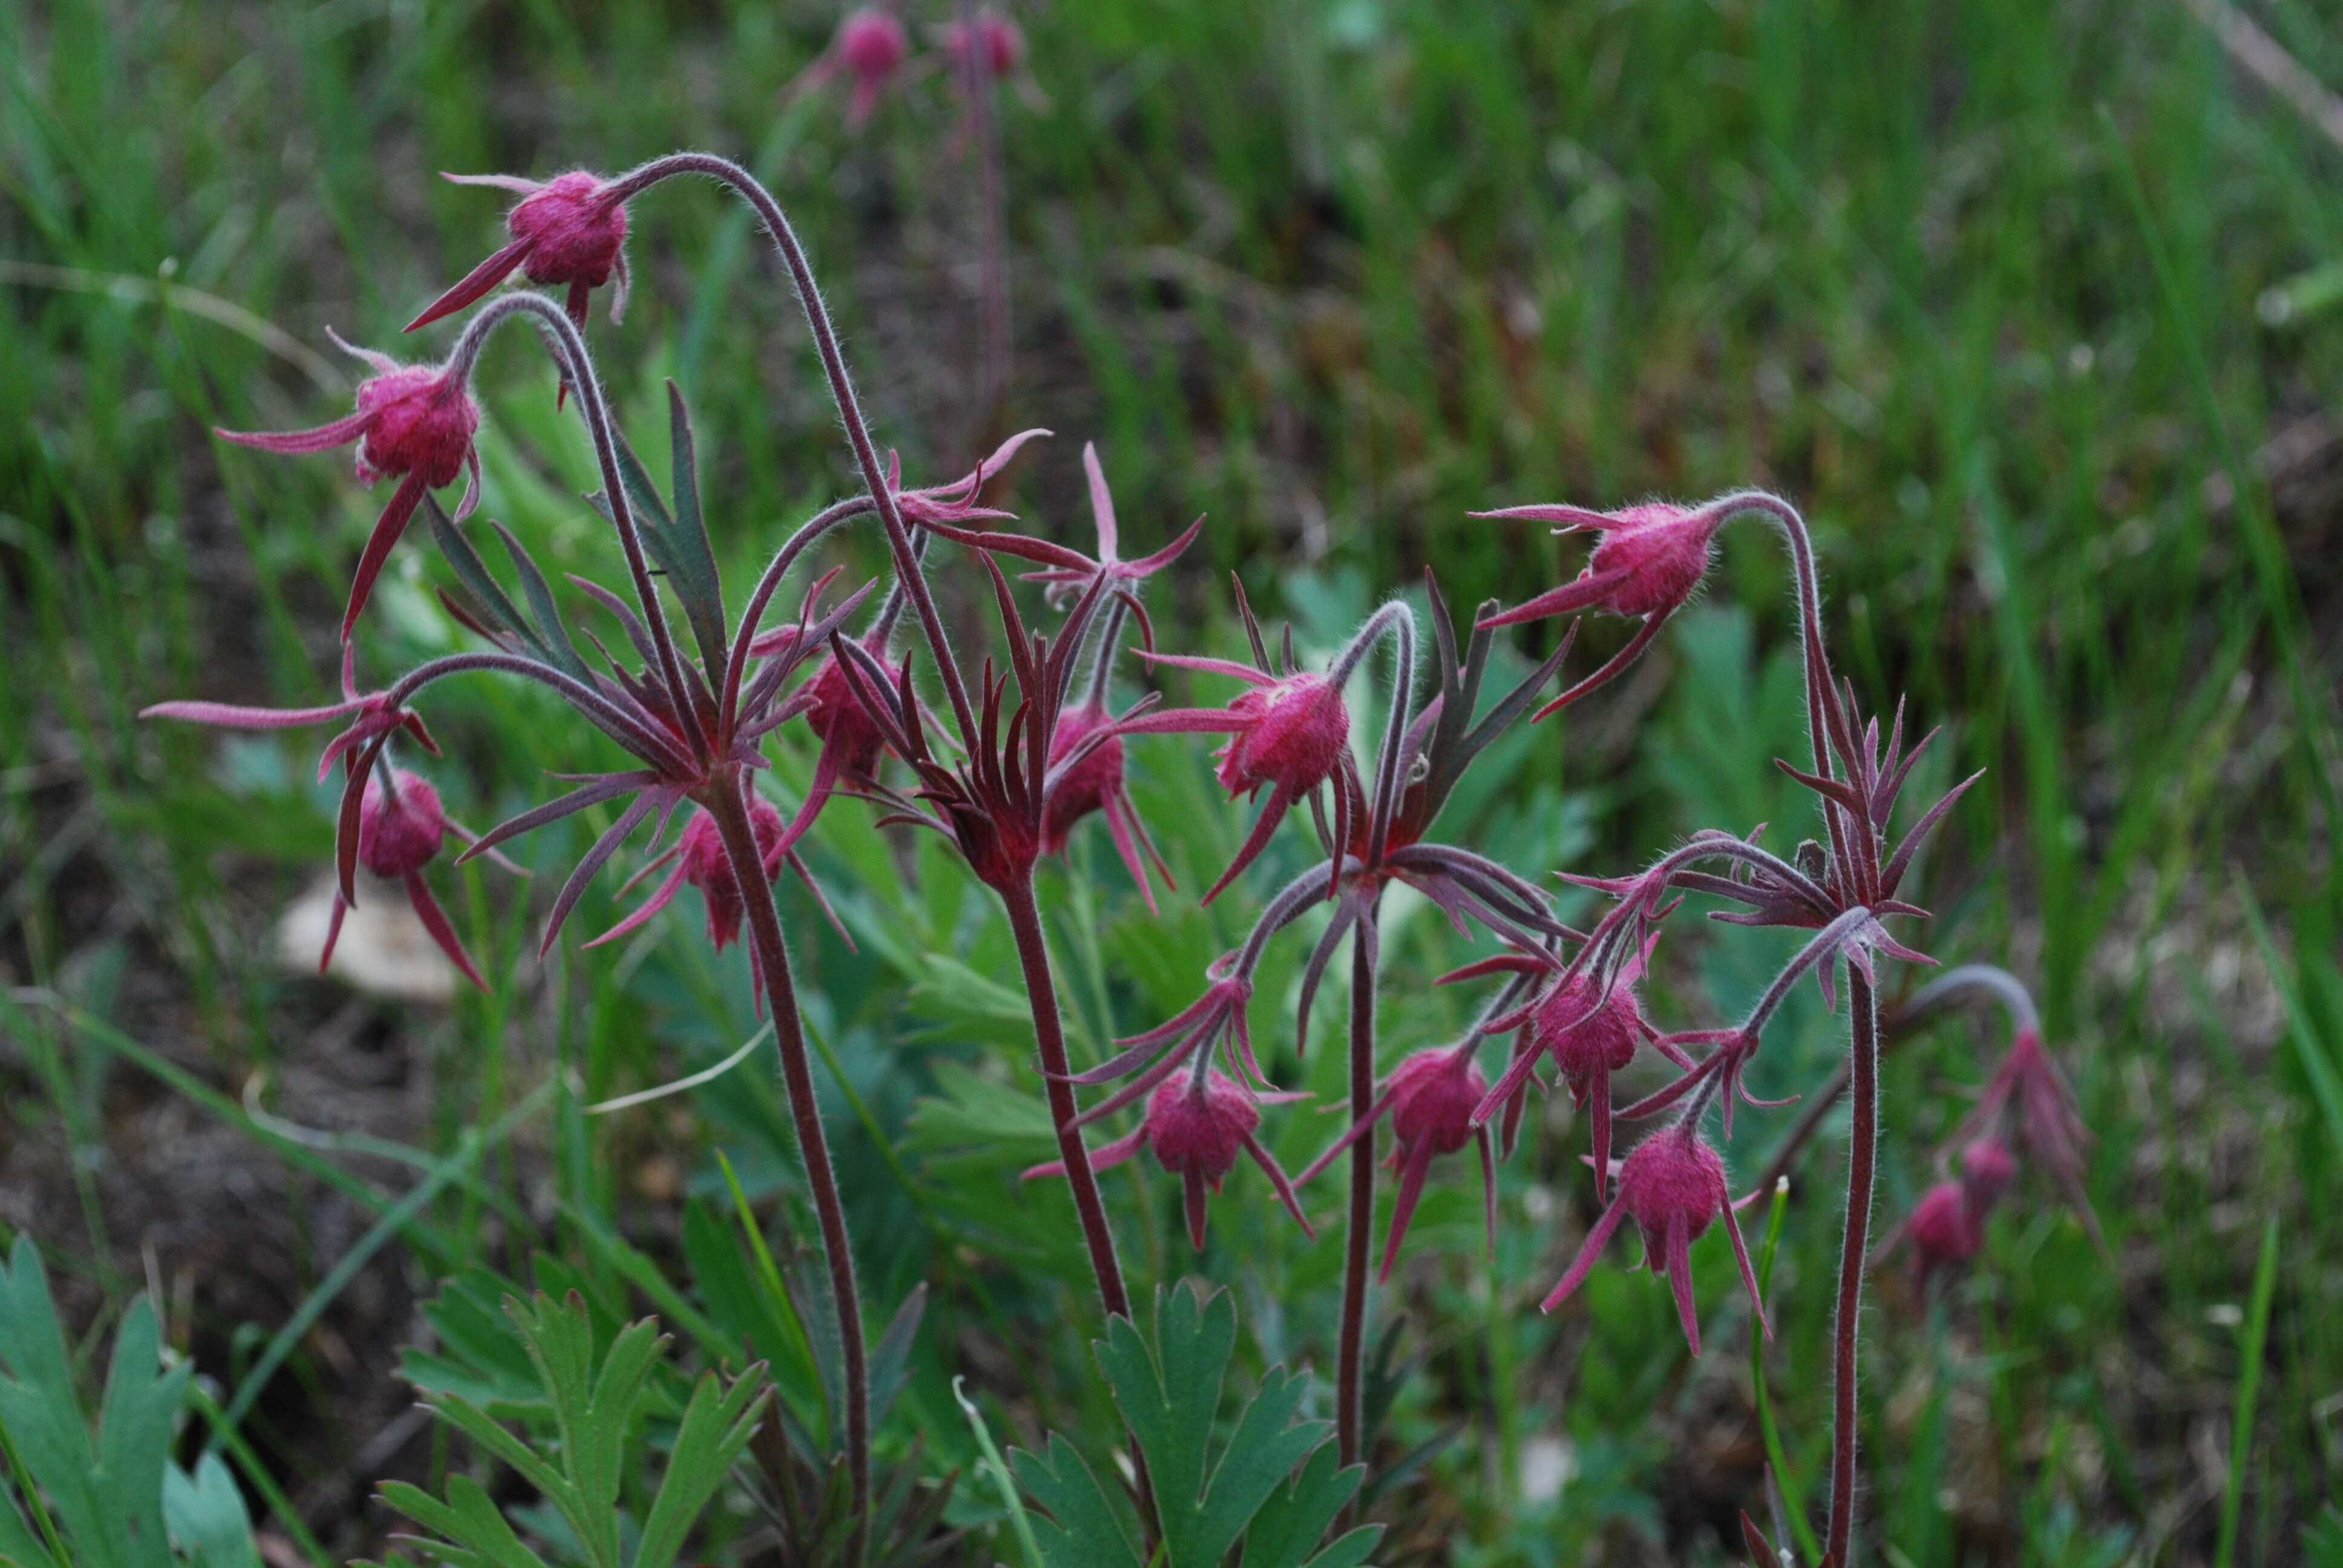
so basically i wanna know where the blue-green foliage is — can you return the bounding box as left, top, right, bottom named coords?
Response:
left=0, top=1238, right=260, bottom=1568
left=1011, top=1285, right=1379, bottom=1568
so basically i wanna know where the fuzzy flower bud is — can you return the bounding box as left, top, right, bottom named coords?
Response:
left=320, top=769, right=487, bottom=993
left=677, top=799, right=788, bottom=953
left=1122, top=660, right=1351, bottom=903
left=407, top=170, right=632, bottom=333
left=358, top=769, right=449, bottom=879
left=945, top=8, right=1026, bottom=78
left=836, top=10, right=909, bottom=122
left=1542, top=1123, right=1766, bottom=1356
left=1476, top=500, right=1726, bottom=630
left=216, top=340, right=483, bottom=640
left=1027, top=1067, right=1312, bottom=1250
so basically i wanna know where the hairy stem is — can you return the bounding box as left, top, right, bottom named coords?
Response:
left=704, top=775, right=870, bottom=1546
left=1337, top=900, right=1381, bottom=1471
left=1000, top=879, right=1130, bottom=1313
left=610, top=153, right=981, bottom=744
left=1826, top=972, right=1879, bottom=1566
left=997, top=874, right=1162, bottom=1546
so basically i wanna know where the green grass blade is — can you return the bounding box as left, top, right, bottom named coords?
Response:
left=2214, top=1218, right=2279, bottom=1568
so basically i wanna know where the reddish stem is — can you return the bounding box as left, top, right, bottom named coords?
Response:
left=1824, top=973, right=1879, bottom=1565
left=704, top=775, right=870, bottom=1546
left=1336, top=901, right=1380, bottom=1471
left=997, top=874, right=1162, bottom=1545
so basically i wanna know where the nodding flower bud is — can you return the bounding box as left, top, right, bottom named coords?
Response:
left=834, top=9, right=909, bottom=123
left=770, top=647, right=900, bottom=861
left=217, top=342, right=483, bottom=639
left=407, top=170, right=631, bottom=333
left=1122, top=660, right=1351, bottom=904
left=945, top=8, right=1026, bottom=79
left=323, top=769, right=487, bottom=993
left=678, top=799, right=788, bottom=953
left=1959, top=1135, right=2017, bottom=1212
left=1219, top=672, right=1348, bottom=794
left=1040, top=701, right=1170, bottom=909
left=358, top=769, right=448, bottom=879
left=1542, top=1123, right=1765, bottom=1356
left=1042, top=703, right=1122, bottom=855
left=1027, top=1068, right=1313, bottom=1250
left=1388, top=1048, right=1486, bottom=1159
left=1903, top=1181, right=1983, bottom=1278
left=1476, top=500, right=1725, bottom=629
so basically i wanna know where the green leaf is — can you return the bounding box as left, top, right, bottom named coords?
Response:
left=491, top=521, right=592, bottom=683
left=631, top=1364, right=770, bottom=1568
left=162, top=1453, right=259, bottom=1568
left=1238, top=1446, right=1375, bottom=1568
left=378, top=1477, right=548, bottom=1568
left=424, top=495, right=558, bottom=667
left=1013, top=1287, right=1379, bottom=1568
left=1007, top=1435, right=1141, bottom=1568
left=660, top=382, right=729, bottom=679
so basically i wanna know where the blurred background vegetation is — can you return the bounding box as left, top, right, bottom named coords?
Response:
left=3, top=0, right=2342, bottom=1563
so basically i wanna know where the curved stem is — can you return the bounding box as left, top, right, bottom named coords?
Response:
left=703, top=774, right=870, bottom=1546
left=1336, top=897, right=1381, bottom=1472
left=1754, top=962, right=2037, bottom=1197
left=382, top=652, right=695, bottom=776
left=608, top=153, right=980, bottom=745
left=1825, top=972, right=1879, bottom=1566
left=723, top=494, right=880, bottom=722
left=444, top=292, right=702, bottom=754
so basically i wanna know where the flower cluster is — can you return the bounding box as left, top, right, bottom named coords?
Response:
left=148, top=47, right=2074, bottom=1548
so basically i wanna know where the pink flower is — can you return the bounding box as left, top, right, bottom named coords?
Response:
left=1041, top=701, right=1170, bottom=909
left=1029, top=1069, right=1312, bottom=1250
left=1476, top=500, right=1725, bottom=630
left=768, top=644, right=902, bottom=859
left=1471, top=939, right=1659, bottom=1183
left=943, top=8, right=1025, bottom=79
left=836, top=10, right=911, bottom=124
left=1902, top=1182, right=1980, bottom=1277
left=592, top=800, right=788, bottom=955
left=1541, top=1123, right=1766, bottom=1356
left=407, top=171, right=632, bottom=334
left=1301, top=1046, right=1495, bottom=1281
left=1121, top=662, right=1351, bottom=904
left=1958, top=1025, right=2103, bottom=1252
left=320, top=769, right=488, bottom=993
left=216, top=337, right=482, bottom=641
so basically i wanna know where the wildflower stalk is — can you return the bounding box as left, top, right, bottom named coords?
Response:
left=998, top=878, right=1131, bottom=1314
left=1826, top=972, right=1879, bottom=1566
left=1335, top=901, right=1381, bottom=1472
left=998, top=873, right=1164, bottom=1544
left=703, top=773, right=871, bottom=1544
left=605, top=153, right=982, bottom=744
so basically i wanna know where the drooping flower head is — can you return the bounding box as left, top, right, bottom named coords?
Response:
left=943, top=7, right=1025, bottom=79
left=765, top=642, right=903, bottom=860
left=1040, top=699, right=1170, bottom=909
left=1302, top=1045, right=1496, bottom=1281
left=1477, top=500, right=1726, bottom=629
left=1121, top=660, right=1351, bottom=904
left=1959, top=1024, right=2102, bottom=1250
left=1470, top=937, right=1659, bottom=1178
left=591, top=799, right=788, bottom=955
left=216, top=336, right=482, bottom=640
left=407, top=171, right=632, bottom=333
left=805, top=9, right=911, bottom=126
left=1027, top=1068, right=1312, bottom=1250
left=1542, top=1123, right=1766, bottom=1356
left=318, top=769, right=488, bottom=993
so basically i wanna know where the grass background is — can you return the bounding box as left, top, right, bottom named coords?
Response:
left=3, top=0, right=2342, bottom=1562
